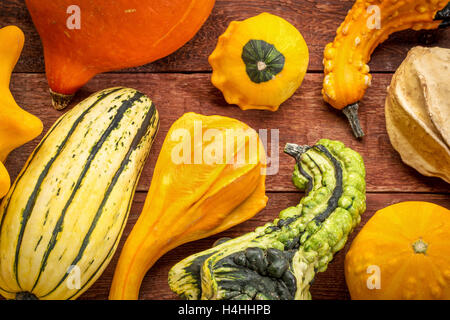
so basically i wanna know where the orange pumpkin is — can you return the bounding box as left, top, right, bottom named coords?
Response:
left=345, top=201, right=450, bottom=300
left=25, top=0, right=215, bottom=109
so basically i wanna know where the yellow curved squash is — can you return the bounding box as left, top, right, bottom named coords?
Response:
left=209, top=13, right=309, bottom=111
left=0, top=26, right=43, bottom=198
left=322, top=0, right=449, bottom=138
left=110, top=112, right=268, bottom=300
left=345, top=201, right=450, bottom=300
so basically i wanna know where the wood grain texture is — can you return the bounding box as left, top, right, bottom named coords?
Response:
left=1, top=0, right=449, bottom=73
left=6, top=73, right=450, bottom=193
left=1, top=0, right=449, bottom=301
left=78, top=192, right=450, bottom=300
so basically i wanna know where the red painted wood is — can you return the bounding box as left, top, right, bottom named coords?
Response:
left=0, top=0, right=449, bottom=73
left=1, top=0, right=449, bottom=300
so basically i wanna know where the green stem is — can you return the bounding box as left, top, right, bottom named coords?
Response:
left=284, top=143, right=309, bottom=161
left=343, top=103, right=364, bottom=139
left=49, top=89, right=74, bottom=110
left=15, top=292, right=38, bottom=300
left=435, top=2, right=450, bottom=28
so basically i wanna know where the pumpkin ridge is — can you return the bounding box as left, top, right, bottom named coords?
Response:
left=151, top=0, right=200, bottom=49
left=358, top=230, right=412, bottom=249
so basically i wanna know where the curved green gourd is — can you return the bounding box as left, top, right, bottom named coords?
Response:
left=241, top=40, right=285, bottom=83
left=168, top=139, right=366, bottom=300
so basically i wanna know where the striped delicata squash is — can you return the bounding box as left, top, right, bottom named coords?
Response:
left=0, top=87, right=159, bottom=300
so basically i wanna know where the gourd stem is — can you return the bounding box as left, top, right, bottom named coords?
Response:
left=412, top=239, right=428, bottom=255
left=15, top=292, right=38, bottom=300
left=284, top=143, right=309, bottom=161
left=343, top=103, right=364, bottom=139
left=49, top=89, right=75, bottom=110
left=435, top=2, right=450, bottom=28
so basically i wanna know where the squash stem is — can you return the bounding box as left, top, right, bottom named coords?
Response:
left=49, top=89, right=75, bottom=110
left=343, top=103, right=364, bottom=139
left=15, top=292, right=38, bottom=300
left=284, top=143, right=309, bottom=161
left=412, top=239, right=428, bottom=255
left=435, top=2, right=450, bottom=28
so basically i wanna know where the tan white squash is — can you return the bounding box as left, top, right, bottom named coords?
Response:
left=385, top=46, right=450, bottom=183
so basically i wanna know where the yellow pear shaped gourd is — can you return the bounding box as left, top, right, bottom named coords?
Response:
left=209, top=13, right=309, bottom=111
left=110, top=112, right=268, bottom=300
left=0, top=26, right=43, bottom=198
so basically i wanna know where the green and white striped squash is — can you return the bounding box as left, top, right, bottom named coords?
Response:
left=0, top=87, right=159, bottom=300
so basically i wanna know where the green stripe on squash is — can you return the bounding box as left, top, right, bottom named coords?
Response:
left=0, top=88, right=159, bottom=300
left=30, top=92, right=145, bottom=292
left=41, top=103, right=157, bottom=298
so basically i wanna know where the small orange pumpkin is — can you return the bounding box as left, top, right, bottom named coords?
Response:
left=25, top=0, right=215, bottom=109
left=345, top=201, right=450, bottom=300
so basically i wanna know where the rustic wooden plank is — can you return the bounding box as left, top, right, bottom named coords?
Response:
left=1, top=0, right=449, bottom=73
left=77, top=191, right=450, bottom=300
left=6, top=73, right=450, bottom=193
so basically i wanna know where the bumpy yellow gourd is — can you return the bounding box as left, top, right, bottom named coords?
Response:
left=0, top=26, right=43, bottom=197
left=209, top=13, right=309, bottom=111
left=322, top=0, right=449, bottom=138
left=345, top=202, right=450, bottom=300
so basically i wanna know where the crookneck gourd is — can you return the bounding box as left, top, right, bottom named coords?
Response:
left=25, top=0, right=215, bottom=109
left=209, top=12, right=309, bottom=111
left=346, top=201, right=450, bottom=300
left=0, top=26, right=43, bottom=198
left=169, top=139, right=366, bottom=300
left=0, top=87, right=159, bottom=300
left=322, top=0, right=450, bottom=138
left=109, top=112, right=268, bottom=300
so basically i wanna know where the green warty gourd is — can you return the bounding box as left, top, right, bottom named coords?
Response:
left=168, top=139, right=366, bottom=300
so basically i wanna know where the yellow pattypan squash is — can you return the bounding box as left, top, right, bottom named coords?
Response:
left=0, top=26, right=43, bottom=198
left=345, top=201, right=450, bottom=300
left=209, top=12, right=309, bottom=111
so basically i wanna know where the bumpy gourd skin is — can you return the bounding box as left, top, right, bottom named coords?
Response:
left=322, top=0, right=449, bottom=138
left=168, top=139, right=366, bottom=300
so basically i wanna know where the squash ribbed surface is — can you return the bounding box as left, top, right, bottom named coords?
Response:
left=0, top=87, right=159, bottom=300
